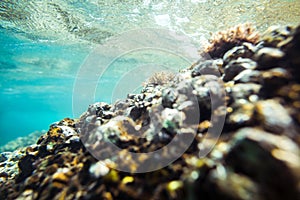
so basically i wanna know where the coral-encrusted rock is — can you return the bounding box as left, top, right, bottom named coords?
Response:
left=204, top=23, right=260, bottom=58
left=1, top=24, right=300, bottom=200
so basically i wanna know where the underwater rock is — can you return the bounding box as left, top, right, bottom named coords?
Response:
left=233, top=69, right=261, bottom=83
left=15, top=154, right=36, bottom=183
left=282, top=26, right=300, bottom=80
left=261, top=25, right=294, bottom=48
left=1, top=24, right=300, bottom=200
left=162, top=88, right=179, bottom=108
left=0, top=131, right=45, bottom=153
left=0, top=152, right=21, bottom=183
left=254, top=47, right=285, bottom=69
left=225, top=128, right=300, bottom=200
left=259, top=67, right=291, bottom=97
left=223, top=58, right=257, bottom=81
left=229, top=83, right=261, bottom=101
left=226, top=100, right=255, bottom=128
left=222, top=43, right=256, bottom=65
left=191, top=60, right=221, bottom=77
left=255, top=99, right=294, bottom=134
left=0, top=152, right=11, bottom=163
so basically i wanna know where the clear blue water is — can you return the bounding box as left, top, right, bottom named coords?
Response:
left=0, top=0, right=299, bottom=146
left=0, top=28, right=89, bottom=145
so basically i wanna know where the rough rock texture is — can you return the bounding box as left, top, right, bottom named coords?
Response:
left=1, top=24, right=300, bottom=200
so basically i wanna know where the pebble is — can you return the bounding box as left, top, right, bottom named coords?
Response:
left=223, top=58, right=257, bottom=81
left=222, top=44, right=255, bottom=64
left=233, top=69, right=261, bottom=83
left=254, top=47, right=285, bottom=69
left=89, top=161, right=110, bottom=178
left=162, top=88, right=178, bottom=108
left=191, top=60, right=220, bottom=77
left=255, top=99, right=293, bottom=134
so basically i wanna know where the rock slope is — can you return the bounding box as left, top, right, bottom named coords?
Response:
left=0, top=24, right=300, bottom=200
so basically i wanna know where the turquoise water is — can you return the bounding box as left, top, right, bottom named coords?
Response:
left=0, top=0, right=299, bottom=146
left=0, top=28, right=89, bottom=145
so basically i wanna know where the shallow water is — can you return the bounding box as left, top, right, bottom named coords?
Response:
left=0, top=0, right=299, bottom=146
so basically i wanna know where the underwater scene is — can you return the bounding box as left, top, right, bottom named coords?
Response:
left=1, top=0, right=300, bottom=199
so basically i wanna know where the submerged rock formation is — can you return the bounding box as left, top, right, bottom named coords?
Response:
left=1, top=24, right=300, bottom=200
left=0, top=131, right=45, bottom=153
